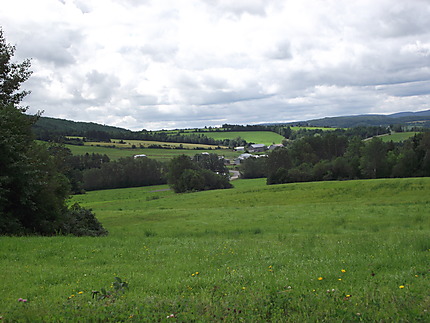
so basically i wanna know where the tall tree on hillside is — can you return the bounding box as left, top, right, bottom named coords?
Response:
left=0, top=28, right=32, bottom=108
left=360, top=138, right=389, bottom=179
left=0, top=27, right=106, bottom=235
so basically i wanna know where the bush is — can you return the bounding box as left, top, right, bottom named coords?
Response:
left=60, top=203, right=108, bottom=237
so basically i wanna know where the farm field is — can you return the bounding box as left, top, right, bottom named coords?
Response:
left=378, top=132, right=419, bottom=142
left=65, top=144, right=241, bottom=162
left=182, top=131, right=285, bottom=145
left=0, top=178, right=429, bottom=321
left=90, top=139, right=228, bottom=150
left=290, top=126, right=340, bottom=131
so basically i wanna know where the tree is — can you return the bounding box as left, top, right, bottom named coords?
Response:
left=266, top=147, right=292, bottom=184
left=0, top=28, right=32, bottom=108
left=168, top=154, right=232, bottom=193
left=0, top=27, right=106, bottom=235
left=359, top=138, right=389, bottom=179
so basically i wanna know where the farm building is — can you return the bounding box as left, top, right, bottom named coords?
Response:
left=248, top=144, right=267, bottom=153
left=133, top=154, right=147, bottom=158
left=268, top=144, right=284, bottom=150
left=234, top=146, right=245, bottom=152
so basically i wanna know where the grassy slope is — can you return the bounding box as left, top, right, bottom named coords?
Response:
left=65, top=144, right=241, bottom=162
left=0, top=178, right=429, bottom=321
left=183, top=131, right=285, bottom=145
left=378, top=132, right=419, bottom=142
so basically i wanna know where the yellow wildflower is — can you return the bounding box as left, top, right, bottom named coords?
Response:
left=318, top=277, right=323, bottom=281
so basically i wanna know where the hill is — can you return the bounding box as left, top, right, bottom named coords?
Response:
left=31, top=116, right=134, bottom=137
left=305, top=109, right=430, bottom=128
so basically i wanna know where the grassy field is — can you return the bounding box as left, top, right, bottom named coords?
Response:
left=378, top=132, right=419, bottom=142
left=182, top=131, right=285, bottom=145
left=87, top=139, right=228, bottom=150
left=65, top=144, right=241, bottom=162
left=0, top=178, right=429, bottom=321
left=290, top=126, right=340, bottom=131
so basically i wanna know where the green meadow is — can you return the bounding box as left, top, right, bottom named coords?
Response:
left=379, top=132, right=420, bottom=142
left=184, top=131, right=285, bottom=145
left=65, top=144, right=240, bottom=162
left=1, top=178, right=429, bottom=321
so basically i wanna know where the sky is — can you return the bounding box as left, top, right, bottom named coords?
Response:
left=1, top=0, right=430, bottom=130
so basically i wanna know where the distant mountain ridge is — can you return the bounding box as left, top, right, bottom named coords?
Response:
left=30, top=109, right=430, bottom=136
left=303, top=109, right=430, bottom=128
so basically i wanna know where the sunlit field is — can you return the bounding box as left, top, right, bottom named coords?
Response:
left=183, top=131, right=285, bottom=146
left=65, top=144, right=241, bottom=162
left=0, top=178, right=429, bottom=321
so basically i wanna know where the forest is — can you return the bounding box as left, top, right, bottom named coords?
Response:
left=240, top=132, right=430, bottom=184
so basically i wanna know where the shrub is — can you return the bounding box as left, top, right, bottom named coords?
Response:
left=60, top=203, right=108, bottom=237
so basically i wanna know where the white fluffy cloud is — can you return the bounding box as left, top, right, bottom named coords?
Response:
left=2, top=0, right=429, bottom=130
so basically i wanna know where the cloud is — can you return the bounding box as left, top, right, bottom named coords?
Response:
left=1, top=0, right=429, bottom=130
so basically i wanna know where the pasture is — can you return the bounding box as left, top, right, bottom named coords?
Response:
left=0, top=178, right=429, bottom=321
left=182, top=131, right=285, bottom=146
left=378, top=132, right=420, bottom=142
left=65, top=144, right=240, bottom=162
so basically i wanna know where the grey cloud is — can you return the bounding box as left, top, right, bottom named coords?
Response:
left=203, top=0, right=276, bottom=17
left=72, top=0, right=92, bottom=14
left=266, top=40, right=292, bottom=60
left=83, top=70, right=121, bottom=104
left=19, top=25, right=82, bottom=67
left=139, top=44, right=178, bottom=63
left=376, top=2, right=430, bottom=38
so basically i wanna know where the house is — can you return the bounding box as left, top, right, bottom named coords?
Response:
left=233, top=153, right=254, bottom=165
left=268, top=144, right=284, bottom=150
left=248, top=144, right=266, bottom=153
left=234, top=146, right=245, bottom=152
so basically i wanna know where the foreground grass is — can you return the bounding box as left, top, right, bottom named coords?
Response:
left=0, top=178, right=429, bottom=321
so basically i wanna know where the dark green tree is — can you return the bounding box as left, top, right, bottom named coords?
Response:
left=0, top=27, right=106, bottom=235
left=168, top=154, right=232, bottom=193
left=0, top=28, right=32, bottom=108
left=360, top=138, right=389, bottom=178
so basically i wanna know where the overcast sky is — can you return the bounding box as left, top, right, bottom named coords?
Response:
left=2, top=0, right=430, bottom=130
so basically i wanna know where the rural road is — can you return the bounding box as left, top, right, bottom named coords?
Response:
left=229, top=170, right=240, bottom=180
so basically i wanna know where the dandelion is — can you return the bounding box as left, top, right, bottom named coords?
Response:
left=78, top=291, right=83, bottom=294
left=318, top=277, right=323, bottom=281
left=341, top=269, right=346, bottom=273
left=338, top=278, right=342, bottom=281
left=399, top=285, right=405, bottom=289
left=268, top=265, right=272, bottom=269
left=242, top=287, right=246, bottom=290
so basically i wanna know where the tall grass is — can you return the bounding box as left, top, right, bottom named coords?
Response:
left=0, top=178, right=429, bottom=321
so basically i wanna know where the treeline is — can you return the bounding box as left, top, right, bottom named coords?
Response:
left=46, top=145, right=231, bottom=193
left=168, top=154, right=232, bottom=193
left=82, top=157, right=166, bottom=191
left=240, top=132, right=430, bottom=184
